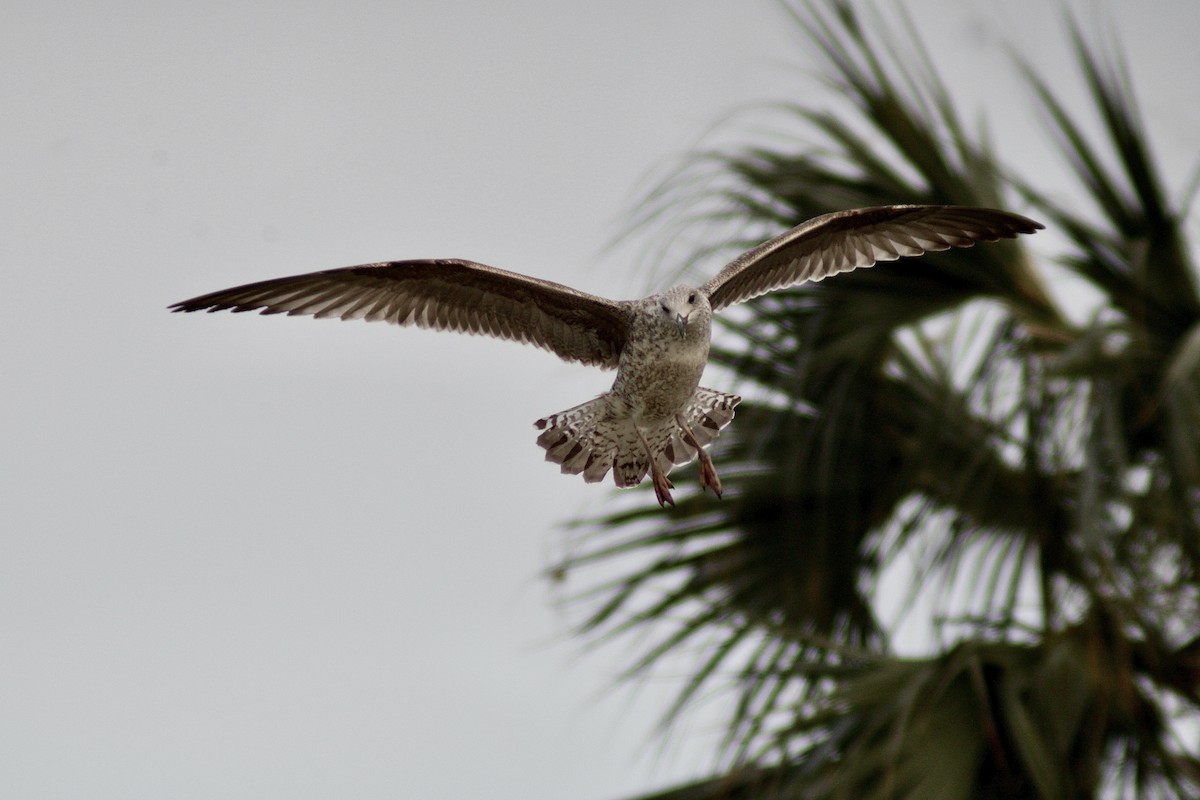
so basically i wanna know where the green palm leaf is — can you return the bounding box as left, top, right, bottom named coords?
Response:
left=557, top=2, right=1200, bottom=797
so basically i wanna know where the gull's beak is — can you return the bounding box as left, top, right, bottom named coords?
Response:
left=675, top=313, right=688, bottom=336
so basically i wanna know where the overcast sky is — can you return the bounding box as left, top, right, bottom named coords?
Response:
left=4, top=2, right=1198, bottom=799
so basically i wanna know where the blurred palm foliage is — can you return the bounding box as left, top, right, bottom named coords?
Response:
left=555, top=1, right=1200, bottom=797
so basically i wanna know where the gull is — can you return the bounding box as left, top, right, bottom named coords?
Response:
left=171, top=204, right=1042, bottom=506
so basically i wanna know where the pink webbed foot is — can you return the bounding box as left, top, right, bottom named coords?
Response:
left=650, top=464, right=675, bottom=508
left=633, top=425, right=676, bottom=508
left=697, top=449, right=723, bottom=498
left=676, top=414, right=725, bottom=499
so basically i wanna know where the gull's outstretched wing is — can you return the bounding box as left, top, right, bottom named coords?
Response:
left=170, top=259, right=631, bottom=369
left=701, top=205, right=1043, bottom=312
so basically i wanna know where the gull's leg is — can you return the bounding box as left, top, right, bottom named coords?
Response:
left=635, top=427, right=674, bottom=507
left=676, top=415, right=723, bottom=498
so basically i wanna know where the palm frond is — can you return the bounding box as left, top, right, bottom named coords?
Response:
left=556, top=2, right=1200, bottom=797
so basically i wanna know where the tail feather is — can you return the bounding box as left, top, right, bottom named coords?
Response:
left=612, top=451, right=651, bottom=488
left=535, top=387, right=741, bottom=490
left=664, top=387, right=740, bottom=466
left=535, top=396, right=626, bottom=484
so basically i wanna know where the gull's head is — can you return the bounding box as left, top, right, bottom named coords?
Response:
left=654, top=284, right=709, bottom=337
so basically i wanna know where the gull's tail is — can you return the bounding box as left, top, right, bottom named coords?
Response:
left=534, top=387, right=740, bottom=489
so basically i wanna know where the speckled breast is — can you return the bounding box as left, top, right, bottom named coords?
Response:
left=612, top=334, right=710, bottom=424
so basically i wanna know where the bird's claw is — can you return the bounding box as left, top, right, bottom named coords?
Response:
left=698, top=451, right=723, bottom=498
left=652, top=469, right=675, bottom=507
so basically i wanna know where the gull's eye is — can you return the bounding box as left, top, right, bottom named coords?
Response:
left=661, top=303, right=671, bottom=314
left=687, top=293, right=697, bottom=304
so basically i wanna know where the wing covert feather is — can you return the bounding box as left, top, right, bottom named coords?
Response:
left=701, top=205, right=1043, bottom=311
left=170, top=259, right=631, bottom=368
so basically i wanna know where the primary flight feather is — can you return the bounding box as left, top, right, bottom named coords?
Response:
left=171, top=204, right=1042, bottom=506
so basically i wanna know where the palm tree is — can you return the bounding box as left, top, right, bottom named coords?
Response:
left=555, top=2, right=1200, bottom=797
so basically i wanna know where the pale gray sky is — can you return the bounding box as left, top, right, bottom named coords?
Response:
left=3, top=2, right=1197, bottom=799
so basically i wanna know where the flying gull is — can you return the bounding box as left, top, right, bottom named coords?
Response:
left=171, top=204, right=1042, bottom=506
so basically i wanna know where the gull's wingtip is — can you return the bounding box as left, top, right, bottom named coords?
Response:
left=168, top=298, right=207, bottom=313
left=1014, top=212, right=1046, bottom=233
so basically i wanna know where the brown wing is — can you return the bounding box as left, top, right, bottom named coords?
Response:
left=170, top=259, right=631, bottom=369
left=701, top=205, right=1044, bottom=312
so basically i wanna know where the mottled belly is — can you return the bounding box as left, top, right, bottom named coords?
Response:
left=612, top=358, right=706, bottom=424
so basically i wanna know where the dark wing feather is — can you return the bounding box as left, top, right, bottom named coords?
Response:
left=701, top=205, right=1044, bottom=312
left=170, top=259, right=631, bottom=369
